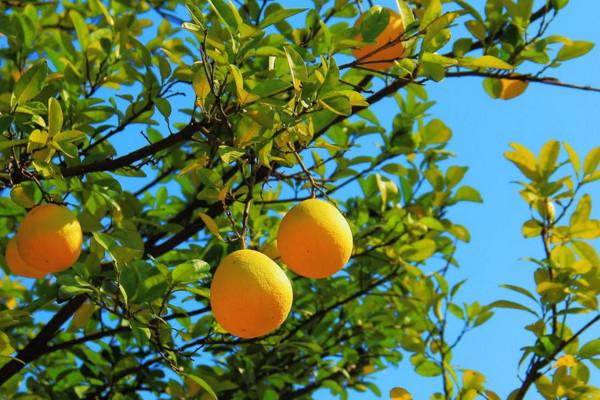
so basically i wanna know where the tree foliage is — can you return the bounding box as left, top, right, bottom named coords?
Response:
left=0, top=0, right=598, bottom=399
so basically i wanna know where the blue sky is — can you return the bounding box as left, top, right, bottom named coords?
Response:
left=329, top=1, right=600, bottom=399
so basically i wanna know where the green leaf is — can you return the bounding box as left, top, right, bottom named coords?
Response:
left=445, top=166, right=468, bottom=189
left=463, top=370, right=486, bottom=391
left=415, top=360, right=442, bottom=377
left=419, top=217, right=445, bottom=231
left=499, top=284, right=537, bottom=302
left=571, top=194, right=591, bottom=225
left=47, top=97, right=63, bottom=137
left=421, top=52, right=458, bottom=66
left=259, top=8, right=306, bottom=29
left=70, top=11, right=90, bottom=49
left=130, top=320, right=151, bottom=344
left=465, top=20, right=486, bottom=41
left=538, top=140, right=559, bottom=179
left=319, top=95, right=352, bottom=116
left=0, top=115, right=14, bottom=135
left=579, top=338, right=600, bottom=359
left=505, top=143, right=538, bottom=180
left=454, top=186, right=483, bottom=203
left=572, top=240, right=600, bottom=264
left=583, top=146, right=600, bottom=176
left=0, top=331, right=15, bottom=357
left=460, top=55, right=514, bottom=70
left=91, top=0, right=114, bottom=26
left=192, top=66, right=211, bottom=103
left=229, top=65, right=260, bottom=105
left=570, top=220, right=600, bottom=239
left=12, top=59, right=48, bottom=106
left=0, top=139, right=29, bottom=152
left=183, top=373, right=218, bottom=400
left=522, top=219, right=542, bottom=238
left=563, top=142, right=580, bottom=178
left=207, top=0, right=241, bottom=34
left=218, top=146, right=245, bottom=164
left=198, top=212, right=224, bottom=241
left=490, top=300, right=539, bottom=317
left=171, top=260, right=210, bottom=284
left=359, top=6, right=390, bottom=42
left=403, top=239, right=436, bottom=262
left=557, top=41, right=594, bottom=61
left=154, top=98, right=172, bottom=120
left=422, top=119, right=452, bottom=144
left=10, top=185, right=36, bottom=209
left=420, top=0, right=441, bottom=30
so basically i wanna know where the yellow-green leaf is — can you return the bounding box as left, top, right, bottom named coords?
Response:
left=229, top=65, right=260, bottom=105
left=583, top=146, right=600, bottom=176
left=48, top=97, right=63, bottom=137
left=571, top=194, right=591, bottom=225
left=563, top=142, right=580, bottom=178
left=198, top=212, right=224, bottom=241
left=460, top=55, right=514, bottom=70
left=390, top=387, right=412, bottom=400
left=73, top=303, right=96, bottom=330
left=505, top=143, right=538, bottom=180
left=538, top=140, right=559, bottom=179
left=570, top=220, right=600, bottom=239
left=193, top=66, right=211, bottom=103
left=522, top=219, right=542, bottom=238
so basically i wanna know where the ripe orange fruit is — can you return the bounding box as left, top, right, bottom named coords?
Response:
left=17, top=204, right=82, bottom=273
left=352, top=7, right=405, bottom=70
left=210, top=250, right=293, bottom=338
left=5, top=237, right=47, bottom=279
left=277, top=199, right=353, bottom=279
left=499, top=78, right=528, bottom=100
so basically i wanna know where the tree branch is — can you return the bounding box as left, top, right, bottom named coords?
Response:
left=60, top=120, right=205, bottom=178
left=445, top=71, right=600, bottom=93
left=514, top=314, right=600, bottom=400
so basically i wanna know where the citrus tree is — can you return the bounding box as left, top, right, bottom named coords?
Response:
left=0, top=0, right=599, bottom=399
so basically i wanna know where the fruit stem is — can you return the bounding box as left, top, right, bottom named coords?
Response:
left=287, top=142, right=320, bottom=199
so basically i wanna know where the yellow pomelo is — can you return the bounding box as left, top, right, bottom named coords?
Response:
left=277, top=199, right=353, bottom=279
left=17, top=204, right=83, bottom=273
left=5, top=237, right=48, bottom=279
left=210, top=249, right=293, bottom=338
left=499, top=78, right=528, bottom=100
left=352, top=7, right=405, bottom=70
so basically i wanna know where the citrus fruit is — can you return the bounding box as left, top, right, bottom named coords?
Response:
left=500, top=78, right=528, bottom=100
left=210, top=249, right=293, bottom=338
left=352, top=7, right=405, bottom=70
left=277, top=199, right=353, bottom=279
left=17, top=204, right=83, bottom=273
left=5, top=237, right=47, bottom=279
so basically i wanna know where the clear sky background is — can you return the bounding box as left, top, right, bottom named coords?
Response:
left=318, top=1, right=600, bottom=399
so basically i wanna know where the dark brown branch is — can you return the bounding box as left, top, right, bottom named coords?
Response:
left=83, top=101, right=154, bottom=155
left=61, top=121, right=205, bottom=178
left=443, top=4, right=556, bottom=58
left=514, top=314, right=600, bottom=400
left=0, top=296, right=86, bottom=384
left=445, top=71, right=600, bottom=92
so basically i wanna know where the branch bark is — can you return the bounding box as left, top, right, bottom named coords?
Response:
left=60, top=120, right=205, bottom=178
